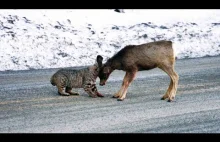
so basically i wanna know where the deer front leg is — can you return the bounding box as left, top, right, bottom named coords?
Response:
left=112, top=86, right=124, bottom=98
left=114, top=71, right=137, bottom=101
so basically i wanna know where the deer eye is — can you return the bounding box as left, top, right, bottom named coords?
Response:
left=104, top=74, right=109, bottom=79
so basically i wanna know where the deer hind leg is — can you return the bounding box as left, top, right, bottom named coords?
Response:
left=161, top=78, right=173, bottom=100
left=159, top=65, right=179, bottom=102
left=114, top=71, right=137, bottom=101
left=168, top=70, right=179, bottom=102
left=65, top=87, right=79, bottom=95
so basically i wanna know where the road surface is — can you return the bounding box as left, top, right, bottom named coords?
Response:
left=0, top=56, right=220, bottom=133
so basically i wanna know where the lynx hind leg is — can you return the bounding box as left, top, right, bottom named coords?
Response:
left=55, top=74, right=70, bottom=96
left=66, top=87, right=79, bottom=95
left=57, top=86, right=70, bottom=96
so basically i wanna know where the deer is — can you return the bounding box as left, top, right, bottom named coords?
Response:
left=98, top=40, right=179, bottom=102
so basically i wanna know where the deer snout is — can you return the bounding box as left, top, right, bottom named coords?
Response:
left=100, top=82, right=105, bottom=86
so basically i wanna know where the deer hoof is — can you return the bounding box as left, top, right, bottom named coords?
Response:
left=161, top=97, right=166, bottom=100
left=112, top=96, right=119, bottom=98
left=167, top=98, right=176, bottom=102
left=117, top=98, right=124, bottom=101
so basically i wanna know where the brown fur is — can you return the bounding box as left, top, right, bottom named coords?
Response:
left=98, top=40, right=179, bottom=102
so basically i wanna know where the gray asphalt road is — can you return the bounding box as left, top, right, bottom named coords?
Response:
left=1, top=56, right=220, bottom=133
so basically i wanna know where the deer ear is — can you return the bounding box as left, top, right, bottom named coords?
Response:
left=96, top=55, right=103, bottom=68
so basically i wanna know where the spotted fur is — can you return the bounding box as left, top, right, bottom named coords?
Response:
left=50, top=55, right=104, bottom=98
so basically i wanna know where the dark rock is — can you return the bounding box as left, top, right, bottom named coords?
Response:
left=212, top=23, right=220, bottom=26
left=142, top=34, right=148, bottom=38
left=7, top=20, right=15, bottom=24
left=67, top=19, right=71, bottom=24
left=159, top=25, right=168, bottom=29
left=54, top=25, right=61, bottom=29
left=112, top=26, right=119, bottom=30
left=191, top=23, right=197, bottom=25
left=23, top=17, right=31, bottom=23
left=91, top=31, right=95, bottom=34
left=114, top=9, right=124, bottom=13
left=57, top=52, right=69, bottom=57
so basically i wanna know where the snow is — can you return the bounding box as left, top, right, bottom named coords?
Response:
left=0, top=9, right=220, bottom=71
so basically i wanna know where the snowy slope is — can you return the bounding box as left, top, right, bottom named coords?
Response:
left=0, top=9, right=220, bottom=71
